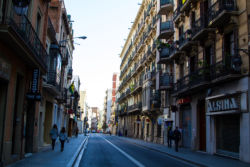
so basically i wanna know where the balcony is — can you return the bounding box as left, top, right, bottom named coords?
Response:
left=173, top=58, right=242, bottom=96
left=173, top=67, right=210, bottom=96
left=179, top=30, right=197, bottom=51
left=62, top=52, right=69, bottom=66
left=67, top=68, right=73, bottom=79
left=146, top=46, right=153, bottom=61
left=169, top=42, right=184, bottom=60
left=210, top=59, right=242, bottom=83
left=128, top=102, right=142, bottom=114
left=192, top=17, right=216, bottom=41
left=173, top=6, right=182, bottom=24
left=43, top=71, right=61, bottom=95
left=157, top=46, right=171, bottom=64
left=208, top=0, right=238, bottom=28
left=131, top=79, right=143, bottom=95
left=0, top=7, right=48, bottom=73
left=180, top=0, right=194, bottom=13
left=158, top=21, right=174, bottom=39
left=158, top=0, right=173, bottom=15
left=150, top=91, right=161, bottom=111
left=159, top=74, right=173, bottom=90
left=47, top=17, right=56, bottom=42
left=137, top=34, right=146, bottom=52
left=56, top=88, right=68, bottom=104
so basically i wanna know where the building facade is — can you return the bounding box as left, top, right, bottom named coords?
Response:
left=0, top=0, right=76, bottom=166
left=0, top=0, right=50, bottom=165
left=117, top=0, right=250, bottom=163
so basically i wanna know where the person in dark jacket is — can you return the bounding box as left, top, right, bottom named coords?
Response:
left=167, top=126, right=173, bottom=148
left=173, top=126, right=181, bottom=152
left=59, top=127, right=68, bottom=152
left=49, top=124, right=58, bottom=150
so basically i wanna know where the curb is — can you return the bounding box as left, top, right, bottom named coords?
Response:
left=67, top=136, right=89, bottom=167
left=117, top=136, right=207, bottom=167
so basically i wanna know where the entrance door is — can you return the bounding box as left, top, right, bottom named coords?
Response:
left=216, top=114, right=240, bottom=158
left=44, top=102, right=53, bottom=144
left=12, top=74, right=24, bottom=154
left=181, top=105, right=192, bottom=148
left=0, top=80, right=8, bottom=163
left=198, top=100, right=206, bottom=151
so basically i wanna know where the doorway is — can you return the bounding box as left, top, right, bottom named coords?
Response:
left=198, top=99, right=206, bottom=151
left=44, top=102, right=53, bottom=144
left=180, top=105, right=192, bottom=148
left=0, top=79, right=8, bottom=163
left=12, top=74, right=24, bottom=155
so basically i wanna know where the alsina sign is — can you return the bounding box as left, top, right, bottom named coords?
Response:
left=206, top=94, right=240, bottom=113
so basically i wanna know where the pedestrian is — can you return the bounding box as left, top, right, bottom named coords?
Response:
left=59, top=127, right=68, bottom=152
left=75, top=126, right=79, bottom=138
left=173, top=126, right=181, bottom=152
left=167, top=126, right=173, bottom=148
left=49, top=124, right=58, bottom=150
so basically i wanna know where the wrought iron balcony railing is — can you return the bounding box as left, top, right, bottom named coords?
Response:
left=47, top=71, right=61, bottom=90
left=174, top=58, right=242, bottom=94
left=1, top=8, right=48, bottom=70
left=160, top=74, right=173, bottom=88
left=208, top=0, right=237, bottom=25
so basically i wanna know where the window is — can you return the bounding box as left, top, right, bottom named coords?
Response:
left=36, top=13, right=41, bottom=36
left=224, top=32, right=235, bottom=67
left=179, top=63, right=184, bottom=78
left=205, top=45, right=215, bottom=65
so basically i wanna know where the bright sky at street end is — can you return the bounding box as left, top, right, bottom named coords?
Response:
left=64, top=0, right=141, bottom=109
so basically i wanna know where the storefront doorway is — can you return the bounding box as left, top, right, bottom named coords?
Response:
left=216, top=114, right=240, bottom=158
left=44, top=102, right=53, bottom=144
left=198, top=100, right=206, bottom=151
left=180, top=105, right=192, bottom=148
left=0, top=80, right=8, bottom=164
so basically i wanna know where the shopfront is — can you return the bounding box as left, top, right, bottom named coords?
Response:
left=206, top=92, right=245, bottom=159
left=178, top=98, right=192, bottom=148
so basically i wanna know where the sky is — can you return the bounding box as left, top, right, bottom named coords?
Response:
left=64, top=0, right=142, bottom=109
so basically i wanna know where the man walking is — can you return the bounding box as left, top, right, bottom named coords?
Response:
left=173, top=126, right=181, bottom=152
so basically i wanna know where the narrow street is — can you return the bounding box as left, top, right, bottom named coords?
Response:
left=79, top=134, right=195, bottom=167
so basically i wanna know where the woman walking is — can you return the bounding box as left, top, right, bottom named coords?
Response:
left=59, top=127, right=68, bottom=152
left=49, top=124, right=58, bottom=150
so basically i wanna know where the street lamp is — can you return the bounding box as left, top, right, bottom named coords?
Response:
left=59, top=36, right=87, bottom=45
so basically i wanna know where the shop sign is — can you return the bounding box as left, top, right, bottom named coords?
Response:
left=26, top=92, right=41, bottom=101
left=26, top=68, right=41, bottom=101
left=177, top=97, right=191, bottom=105
left=0, top=58, right=11, bottom=80
left=207, top=95, right=240, bottom=113
left=31, top=68, right=40, bottom=93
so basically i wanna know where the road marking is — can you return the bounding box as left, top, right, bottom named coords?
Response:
left=73, top=137, right=89, bottom=167
left=100, top=135, right=145, bottom=167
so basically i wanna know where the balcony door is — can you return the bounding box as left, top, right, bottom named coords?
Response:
left=223, top=31, right=235, bottom=68
left=205, top=44, right=215, bottom=67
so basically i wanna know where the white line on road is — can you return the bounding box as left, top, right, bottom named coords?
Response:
left=100, top=135, right=145, bottom=167
left=73, top=137, right=89, bottom=167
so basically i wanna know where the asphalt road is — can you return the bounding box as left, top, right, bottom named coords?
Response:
left=79, top=134, right=196, bottom=167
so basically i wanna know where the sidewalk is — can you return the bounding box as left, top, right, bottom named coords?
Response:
left=7, top=134, right=87, bottom=167
left=117, top=136, right=250, bottom=167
